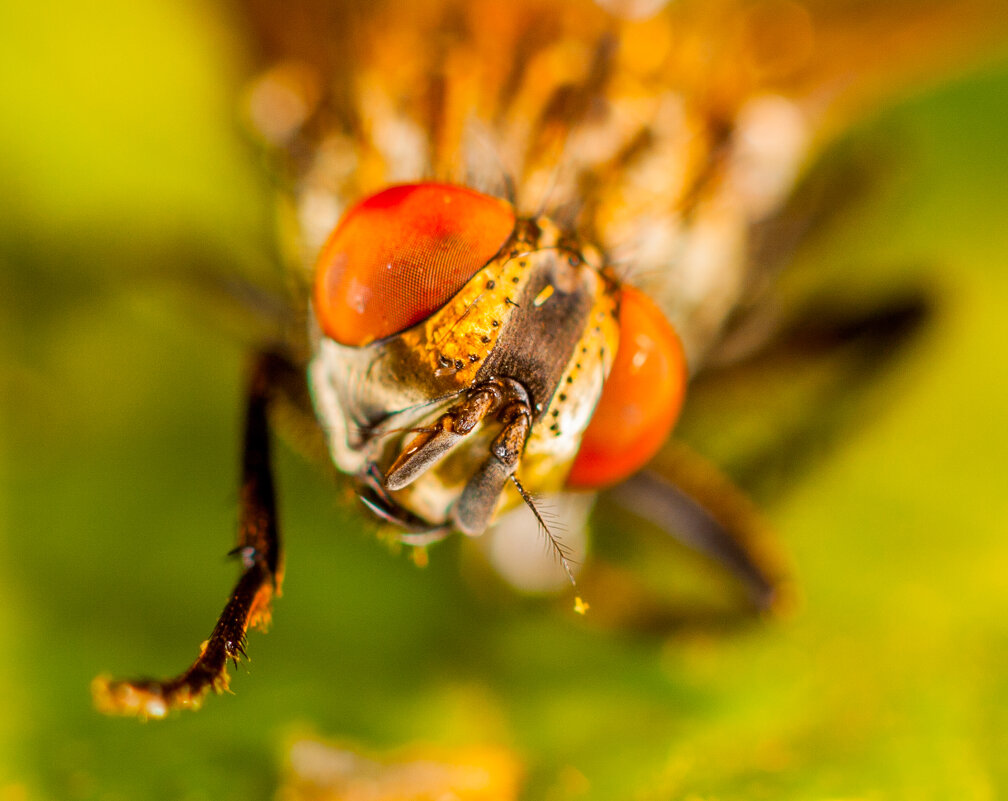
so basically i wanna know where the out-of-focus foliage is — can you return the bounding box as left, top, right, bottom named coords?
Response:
left=1, top=1, right=1007, bottom=799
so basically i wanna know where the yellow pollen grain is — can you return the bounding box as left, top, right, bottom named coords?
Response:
left=533, top=284, right=555, bottom=307
left=574, top=596, right=590, bottom=615
left=411, top=547, right=429, bottom=568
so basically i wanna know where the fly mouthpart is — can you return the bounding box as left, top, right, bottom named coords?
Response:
left=381, top=377, right=534, bottom=537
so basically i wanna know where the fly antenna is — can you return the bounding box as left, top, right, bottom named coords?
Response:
left=510, top=475, right=578, bottom=589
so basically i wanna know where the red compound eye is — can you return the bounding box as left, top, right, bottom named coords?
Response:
left=566, top=286, right=688, bottom=489
left=313, top=182, right=516, bottom=346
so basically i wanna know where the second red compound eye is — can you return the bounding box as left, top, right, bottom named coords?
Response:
left=566, top=286, right=688, bottom=490
left=313, top=182, right=516, bottom=346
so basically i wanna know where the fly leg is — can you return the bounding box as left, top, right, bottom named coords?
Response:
left=357, top=462, right=451, bottom=544
left=690, top=289, right=932, bottom=499
left=564, top=440, right=794, bottom=631
left=93, top=351, right=287, bottom=718
left=606, top=453, right=787, bottom=612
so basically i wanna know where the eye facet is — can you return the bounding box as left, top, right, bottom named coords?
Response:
left=566, top=286, right=688, bottom=489
left=313, top=182, right=516, bottom=346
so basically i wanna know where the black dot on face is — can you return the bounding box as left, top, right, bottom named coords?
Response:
left=559, top=393, right=567, bottom=402
left=575, top=363, right=582, bottom=370
left=551, top=409, right=559, bottom=417
left=581, top=347, right=588, bottom=354
left=454, top=359, right=464, bottom=370
left=468, top=354, right=479, bottom=363
left=511, top=276, right=520, bottom=284
left=486, top=280, right=496, bottom=289
left=492, top=320, right=499, bottom=328
left=566, top=376, right=573, bottom=384
left=550, top=423, right=559, bottom=432
left=480, top=335, right=491, bottom=343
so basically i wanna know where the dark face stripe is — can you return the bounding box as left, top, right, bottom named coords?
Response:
left=475, top=250, right=593, bottom=418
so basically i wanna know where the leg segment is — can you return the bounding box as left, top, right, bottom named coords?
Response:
left=93, top=351, right=287, bottom=718
left=357, top=462, right=452, bottom=543
left=595, top=438, right=791, bottom=624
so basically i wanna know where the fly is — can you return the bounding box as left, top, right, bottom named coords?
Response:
left=92, top=0, right=1006, bottom=718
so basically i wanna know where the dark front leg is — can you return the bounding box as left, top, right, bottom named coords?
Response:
left=93, top=351, right=288, bottom=718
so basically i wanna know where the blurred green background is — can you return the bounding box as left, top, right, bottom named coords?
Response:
left=2, top=1, right=1007, bottom=799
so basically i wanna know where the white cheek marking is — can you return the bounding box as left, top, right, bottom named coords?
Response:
left=308, top=334, right=368, bottom=476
